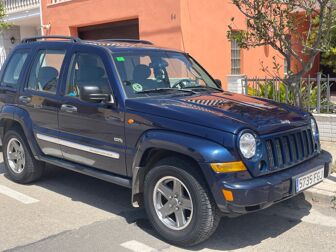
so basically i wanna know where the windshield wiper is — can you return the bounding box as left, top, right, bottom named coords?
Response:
left=184, top=86, right=222, bottom=92
left=136, top=87, right=197, bottom=95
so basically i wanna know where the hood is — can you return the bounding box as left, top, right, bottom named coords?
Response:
left=125, top=91, right=310, bottom=135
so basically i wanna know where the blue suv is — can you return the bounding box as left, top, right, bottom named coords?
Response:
left=0, top=36, right=332, bottom=246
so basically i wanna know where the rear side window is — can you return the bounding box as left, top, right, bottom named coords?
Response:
left=26, top=49, right=66, bottom=94
left=1, top=51, right=29, bottom=88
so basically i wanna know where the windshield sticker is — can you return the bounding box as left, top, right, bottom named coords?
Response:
left=132, top=83, right=143, bottom=92
left=116, top=56, right=125, bottom=62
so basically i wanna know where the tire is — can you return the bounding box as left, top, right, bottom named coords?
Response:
left=3, top=128, right=44, bottom=184
left=144, top=157, right=220, bottom=247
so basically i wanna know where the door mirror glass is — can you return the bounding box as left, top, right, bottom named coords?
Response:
left=80, top=86, right=112, bottom=103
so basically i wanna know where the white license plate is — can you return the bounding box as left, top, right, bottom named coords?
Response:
left=296, top=167, right=324, bottom=193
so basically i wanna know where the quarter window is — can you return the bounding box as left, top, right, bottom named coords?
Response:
left=26, top=50, right=65, bottom=94
left=1, top=51, right=28, bottom=88
left=65, top=52, right=112, bottom=101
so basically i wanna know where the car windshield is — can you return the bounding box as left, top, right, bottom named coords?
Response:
left=112, top=50, right=220, bottom=98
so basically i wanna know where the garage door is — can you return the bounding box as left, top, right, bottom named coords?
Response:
left=78, top=19, right=139, bottom=40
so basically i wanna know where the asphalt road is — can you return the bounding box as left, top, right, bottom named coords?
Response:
left=0, top=153, right=335, bottom=252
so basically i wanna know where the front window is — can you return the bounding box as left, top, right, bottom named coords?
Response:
left=65, top=52, right=112, bottom=102
left=112, top=50, right=219, bottom=97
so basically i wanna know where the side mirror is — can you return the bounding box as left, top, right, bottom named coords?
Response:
left=80, top=86, right=114, bottom=104
left=214, top=79, right=222, bottom=89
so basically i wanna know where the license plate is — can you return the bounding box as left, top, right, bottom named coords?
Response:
left=296, top=167, right=324, bottom=193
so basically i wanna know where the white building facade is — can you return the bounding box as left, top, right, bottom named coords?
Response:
left=0, top=0, right=41, bottom=68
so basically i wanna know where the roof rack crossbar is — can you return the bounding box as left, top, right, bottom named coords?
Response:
left=21, top=36, right=81, bottom=43
left=97, top=39, right=153, bottom=45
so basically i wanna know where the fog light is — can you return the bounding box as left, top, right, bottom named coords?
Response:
left=222, top=189, right=234, bottom=201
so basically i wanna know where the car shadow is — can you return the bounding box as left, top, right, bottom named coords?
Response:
left=0, top=160, right=313, bottom=251
left=191, top=194, right=311, bottom=250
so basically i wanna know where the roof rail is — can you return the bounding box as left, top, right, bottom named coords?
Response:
left=97, top=39, right=153, bottom=45
left=21, top=36, right=81, bottom=43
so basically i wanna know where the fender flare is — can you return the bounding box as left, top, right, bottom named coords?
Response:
left=0, top=105, right=41, bottom=157
left=131, top=130, right=237, bottom=206
left=0, top=105, right=15, bottom=140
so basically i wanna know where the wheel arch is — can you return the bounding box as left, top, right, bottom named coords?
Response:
left=131, top=130, right=236, bottom=207
left=0, top=105, right=40, bottom=157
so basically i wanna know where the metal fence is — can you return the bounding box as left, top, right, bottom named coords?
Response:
left=242, top=73, right=336, bottom=113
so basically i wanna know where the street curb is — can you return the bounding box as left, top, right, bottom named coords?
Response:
left=303, top=174, right=336, bottom=208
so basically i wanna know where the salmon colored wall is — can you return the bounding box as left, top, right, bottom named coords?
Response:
left=179, top=0, right=286, bottom=86
left=42, top=0, right=290, bottom=90
left=42, top=0, right=183, bottom=50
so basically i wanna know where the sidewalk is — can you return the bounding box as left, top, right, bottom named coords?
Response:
left=303, top=141, right=336, bottom=208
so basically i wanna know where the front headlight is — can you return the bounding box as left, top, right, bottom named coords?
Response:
left=239, top=132, right=256, bottom=159
left=311, top=118, right=318, bottom=137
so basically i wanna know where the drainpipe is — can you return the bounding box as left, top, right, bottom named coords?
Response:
left=39, top=0, right=44, bottom=36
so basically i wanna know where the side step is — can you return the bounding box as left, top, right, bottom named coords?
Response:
left=39, top=156, right=132, bottom=188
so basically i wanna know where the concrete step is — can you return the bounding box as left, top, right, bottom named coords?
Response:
left=303, top=173, right=336, bottom=208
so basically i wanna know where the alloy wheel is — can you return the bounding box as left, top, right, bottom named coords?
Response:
left=6, top=138, right=25, bottom=174
left=153, top=176, right=193, bottom=230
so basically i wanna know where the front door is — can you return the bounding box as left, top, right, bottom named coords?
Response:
left=58, top=46, right=126, bottom=175
left=18, top=46, right=68, bottom=158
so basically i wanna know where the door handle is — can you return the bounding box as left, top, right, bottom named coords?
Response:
left=19, top=96, right=31, bottom=104
left=61, top=104, right=78, bottom=113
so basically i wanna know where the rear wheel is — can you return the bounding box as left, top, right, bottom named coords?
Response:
left=3, top=129, right=44, bottom=183
left=144, top=157, right=220, bottom=246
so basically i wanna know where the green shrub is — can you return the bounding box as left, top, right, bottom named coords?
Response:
left=248, top=80, right=335, bottom=113
left=248, top=81, right=288, bottom=103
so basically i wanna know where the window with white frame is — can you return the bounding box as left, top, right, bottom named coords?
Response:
left=231, top=36, right=241, bottom=75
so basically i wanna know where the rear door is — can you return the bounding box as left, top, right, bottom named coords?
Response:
left=18, top=44, right=69, bottom=158
left=58, top=45, right=126, bottom=175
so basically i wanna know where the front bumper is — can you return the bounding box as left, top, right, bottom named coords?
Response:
left=215, top=150, right=332, bottom=215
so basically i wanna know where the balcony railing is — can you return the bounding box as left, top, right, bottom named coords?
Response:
left=50, top=0, right=68, bottom=3
left=3, top=0, right=40, bottom=14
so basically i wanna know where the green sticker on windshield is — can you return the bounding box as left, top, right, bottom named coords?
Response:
left=116, top=56, right=125, bottom=62
left=132, top=83, right=143, bottom=92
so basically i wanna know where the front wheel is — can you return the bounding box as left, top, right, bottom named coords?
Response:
left=144, top=157, right=220, bottom=246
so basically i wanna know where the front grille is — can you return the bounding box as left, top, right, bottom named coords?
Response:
left=265, top=128, right=316, bottom=171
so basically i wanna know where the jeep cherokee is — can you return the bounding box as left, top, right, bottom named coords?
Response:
left=0, top=36, right=332, bottom=246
